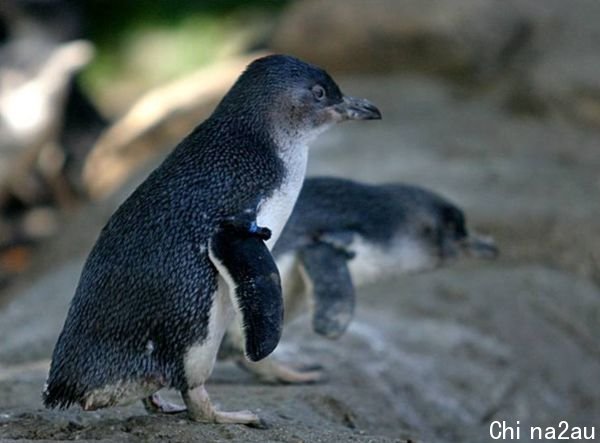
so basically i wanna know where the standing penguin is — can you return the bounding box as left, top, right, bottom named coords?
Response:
left=222, top=177, right=497, bottom=383
left=42, top=55, right=381, bottom=424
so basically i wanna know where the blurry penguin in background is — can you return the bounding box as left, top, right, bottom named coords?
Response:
left=222, top=177, right=498, bottom=383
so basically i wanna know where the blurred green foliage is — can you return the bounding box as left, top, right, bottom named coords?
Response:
left=84, top=0, right=287, bottom=45
left=80, top=0, right=288, bottom=111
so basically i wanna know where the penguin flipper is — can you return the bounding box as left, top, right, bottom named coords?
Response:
left=299, top=242, right=356, bottom=339
left=209, top=223, right=283, bottom=362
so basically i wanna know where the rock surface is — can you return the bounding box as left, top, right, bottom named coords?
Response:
left=272, top=0, right=600, bottom=129
left=1, top=72, right=599, bottom=442
left=271, top=0, right=527, bottom=77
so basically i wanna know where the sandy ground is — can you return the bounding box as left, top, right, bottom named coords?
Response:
left=0, top=74, right=599, bottom=442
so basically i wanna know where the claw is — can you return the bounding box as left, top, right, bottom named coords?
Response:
left=238, top=358, right=325, bottom=384
left=182, top=385, right=261, bottom=426
left=142, top=393, right=187, bottom=414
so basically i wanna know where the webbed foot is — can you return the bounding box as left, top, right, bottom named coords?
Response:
left=239, top=357, right=325, bottom=384
left=142, top=393, right=187, bottom=414
left=182, top=385, right=262, bottom=426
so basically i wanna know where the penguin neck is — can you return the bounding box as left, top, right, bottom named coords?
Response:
left=269, top=117, right=331, bottom=154
left=257, top=128, right=311, bottom=251
left=210, top=97, right=326, bottom=156
left=258, top=144, right=308, bottom=250
left=267, top=123, right=314, bottom=203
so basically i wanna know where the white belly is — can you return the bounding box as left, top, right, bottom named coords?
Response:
left=257, top=145, right=309, bottom=250
left=348, top=235, right=436, bottom=286
left=184, top=145, right=309, bottom=383
left=184, top=282, right=235, bottom=388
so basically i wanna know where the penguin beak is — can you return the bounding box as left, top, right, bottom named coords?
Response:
left=461, top=233, right=499, bottom=259
left=334, top=96, right=382, bottom=121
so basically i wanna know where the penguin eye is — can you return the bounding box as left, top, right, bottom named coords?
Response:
left=312, top=84, right=326, bottom=101
left=421, top=224, right=435, bottom=238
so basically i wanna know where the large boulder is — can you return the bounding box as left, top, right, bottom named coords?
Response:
left=270, top=0, right=529, bottom=78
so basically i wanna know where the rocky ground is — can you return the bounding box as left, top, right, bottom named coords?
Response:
left=0, top=71, right=599, bottom=442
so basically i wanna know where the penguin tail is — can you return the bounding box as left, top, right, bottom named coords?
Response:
left=42, top=378, right=83, bottom=410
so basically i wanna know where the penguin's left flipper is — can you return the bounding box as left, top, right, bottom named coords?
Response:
left=299, top=241, right=356, bottom=339
left=209, top=221, right=283, bottom=362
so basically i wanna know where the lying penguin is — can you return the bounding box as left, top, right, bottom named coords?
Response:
left=221, top=176, right=498, bottom=383
left=42, top=55, right=381, bottom=424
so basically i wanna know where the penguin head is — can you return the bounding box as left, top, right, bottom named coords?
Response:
left=214, top=54, right=381, bottom=146
left=394, top=188, right=499, bottom=267
left=379, top=186, right=498, bottom=272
